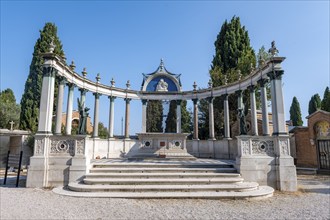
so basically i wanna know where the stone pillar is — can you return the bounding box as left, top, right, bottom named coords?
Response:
left=54, top=77, right=65, bottom=135
left=124, top=98, right=131, bottom=139
left=65, top=83, right=75, bottom=135
left=79, top=88, right=87, bottom=108
left=223, top=94, right=230, bottom=139
left=192, top=99, right=199, bottom=140
left=93, top=93, right=101, bottom=138
left=268, top=70, right=287, bottom=135
left=248, top=85, right=258, bottom=136
left=141, top=99, right=147, bottom=133
left=37, top=67, right=57, bottom=134
left=108, top=96, right=116, bottom=138
left=176, top=100, right=182, bottom=133
left=236, top=90, right=243, bottom=135
left=208, top=97, right=215, bottom=140
left=258, top=78, right=270, bottom=136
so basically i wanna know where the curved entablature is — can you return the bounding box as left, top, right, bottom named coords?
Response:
left=43, top=53, right=285, bottom=101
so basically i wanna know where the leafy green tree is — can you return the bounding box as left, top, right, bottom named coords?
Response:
left=199, top=16, right=256, bottom=139
left=165, top=100, right=177, bottom=133
left=147, top=100, right=163, bottom=132
left=98, top=122, right=109, bottom=139
left=321, top=86, right=330, bottom=112
left=20, top=23, right=65, bottom=132
left=181, top=100, right=192, bottom=133
left=308, top=94, right=322, bottom=115
left=289, top=96, right=303, bottom=126
left=0, top=89, right=21, bottom=129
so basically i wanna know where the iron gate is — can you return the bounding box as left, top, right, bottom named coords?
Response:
left=318, top=140, right=330, bottom=170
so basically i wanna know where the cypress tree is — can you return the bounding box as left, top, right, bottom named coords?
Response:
left=289, top=96, right=303, bottom=126
left=164, top=100, right=192, bottom=133
left=165, top=100, right=177, bottom=133
left=147, top=100, right=163, bottom=132
left=180, top=100, right=192, bottom=133
left=308, top=94, right=321, bottom=115
left=321, top=86, right=330, bottom=112
left=20, top=23, right=65, bottom=132
left=199, top=16, right=256, bottom=139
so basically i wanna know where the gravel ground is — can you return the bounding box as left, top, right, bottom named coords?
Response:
left=0, top=174, right=329, bottom=220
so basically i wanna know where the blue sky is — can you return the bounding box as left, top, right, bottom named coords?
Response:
left=1, top=1, right=329, bottom=134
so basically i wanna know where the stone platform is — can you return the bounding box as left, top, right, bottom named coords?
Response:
left=53, top=158, right=274, bottom=199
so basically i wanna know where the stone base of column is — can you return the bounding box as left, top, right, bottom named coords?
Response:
left=69, top=157, right=87, bottom=182
left=26, top=156, right=48, bottom=188
left=192, top=140, right=200, bottom=157
left=276, top=157, right=298, bottom=191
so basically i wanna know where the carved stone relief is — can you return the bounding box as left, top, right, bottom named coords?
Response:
left=35, top=138, right=44, bottom=155
left=241, top=140, right=250, bottom=155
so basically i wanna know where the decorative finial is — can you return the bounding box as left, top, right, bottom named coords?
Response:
left=237, top=70, right=242, bottom=81
left=160, top=58, right=164, bottom=71
left=70, top=60, right=76, bottom=70
left=250, top=63, right=255, bottom=74
left=258, top=54, right=265, bottom=66
left=224, top=75, right=228, bottom=85
left=82, top=68, right=87, bottom=78
left=110, top=78, right=115, bottom=87
left=193, top=81, right=197, bottom=91
left=208, top=79, right=213, bottom=88
left=126, top=80, right=131, bottom=89
left=96, top=73, right=101, bottom=83
left=49, top=38, right=56, bottom=53
left=268, top=40, right=279, bottom=57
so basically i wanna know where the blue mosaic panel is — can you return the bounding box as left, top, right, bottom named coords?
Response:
left=146, top=76, right=178, bottom=92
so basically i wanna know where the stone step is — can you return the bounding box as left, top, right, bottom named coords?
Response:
left=92, top=163, right=234, bottom=169
left=83, top=177, right=244, bottom=185
left=84, top=172, right=241, bottom=179
left=89, top=167, right=237, bottom=173
left=53, top=186, right=274, bottom=199
left=68, top=182, right=259, bottom=192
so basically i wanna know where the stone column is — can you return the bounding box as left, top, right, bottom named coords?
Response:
left=192, top=99, right=199, bottom=140
left=141, top=99, right=147, bottom=133
left=236, top=90, right=243, bottom=135
left=124, top=98, right=131, bottom=139
left=54, top=77, right=65, bottom=135
left=268, top=69, right=287, bottom=135
left=223, top=94, right=230, bottom=139
left=93, top=93, right=101, bottom=138
left=208, top=97, right=215, bottom=140
left=249, top=85, right=258, bottom=136
left=108, top=96, right=116, bottom=138
left=79, top=88, right=87, bottom=108
left=258, top=78, right=270, bottom=136
left=37, top=67, right=57, bottom=134
left=176, top=100, right=182, bottom=133
left=65, top=83, right=75, bottom=135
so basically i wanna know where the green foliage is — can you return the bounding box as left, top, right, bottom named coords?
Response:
left=98, top=122, right=109, bottom=139
left=0, top=89, right=21, bottom=129
left=308, top=94, right=321, bottom=115
left=147, top=100, right=163, bottom=132
left=165, top=101, right=177, bottom=133
left=181, top=100, right=192, bottom=133
left=165, top=100, right=192, bottom=133
left=289, top=97, right=303, bottom=126
left=321, top=86, right=330, bottom=112
left=257, top=46, right=271, bottom=67
left=20, top=22, right=65, bottom=132
left=199, top=16, right=256, bottom=139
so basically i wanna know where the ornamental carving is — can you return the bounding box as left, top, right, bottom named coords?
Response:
left=35, top=139, right=44, bottom=155
left=141, top=140, right=153, bottom=149
left=280, top=140, right=289, bottom=155
left=50, top=139, right=74, bottom=155
left=241, top=140, right=250, bottom=155
left=252, top=140, right=274, bottom=156
left=170, top=140, right=183, bottom=149
left=76, top=139, right=85, bottom=155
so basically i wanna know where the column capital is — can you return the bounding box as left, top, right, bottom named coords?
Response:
left=222, top=93, right=229, bottom=99
left=58, top=75, right=66, bottom=84
left=79, top=88, right=88, bottom=95
left=192, top=98, right=198, bottom=104
left=124, top=98, right=131, bottom=103
left=235, top=90, right=243, bottom=96
left=247, top=85, right=256, bottom=92
left=258, top=78, right=269, bottom=87
left=66, top=82, right=75, bottom=89
left=43, top=66, right=57, bottom=78
left=93, top=92, right=101, bottom=98
left=206, top=97, right=214, bottom=103
left=108, top=96, right=116, bottom=101
left=267, top=70, right=284, bottom=80
left=176, top=100, right=182, bottom=105
left=141, top=99, right=148, bottom=105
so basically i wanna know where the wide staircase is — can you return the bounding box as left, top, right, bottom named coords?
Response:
left=54, top=159, right=274, bottom=199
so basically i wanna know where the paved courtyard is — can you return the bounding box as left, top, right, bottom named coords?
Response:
left=0, top=174, right=329, bottom=220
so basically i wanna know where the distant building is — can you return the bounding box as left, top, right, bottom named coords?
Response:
left=59, top=111, right=93, bottom=134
